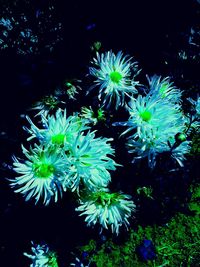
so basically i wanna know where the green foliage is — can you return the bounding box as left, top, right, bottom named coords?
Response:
left=189, top=183, right=200, bottom=215
left=79, top=212, right=200, bottom=266
left=190, top=132, right=200, bottom=155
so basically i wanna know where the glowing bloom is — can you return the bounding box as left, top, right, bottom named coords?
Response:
left=10, top=145, right=67, bottom=205
left=24, top=109, right=89, bottom=148
left=24, top=242, right=58, bottom=267
left=114, top=94, right=188, bottom=168
left=76, top=190, right=136, bottom=235
left=126, top=127, right=190, bottom=168
left=64, top=131, right=118, bottom=192
left=88, top=51, right=139, bottom=109
left=147, top=75, right=182, bottom=104
left=115, top=95, right=184, bottom=137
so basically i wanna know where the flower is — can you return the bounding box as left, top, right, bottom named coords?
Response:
left=24, top=109, right=89, bottom=148
left=64, top=131, right=118, bottom=192
left=10, top=144, right=67, bottom=205
left=24, top=242, right=58, bottom=267
left=116, top=94, right=184, bottom=137
left=76, top=190, right=136, bottom=235
left=88, top=51, right=139, bottom=109
left=126, top=128, right=190, bottom=168
left=146, top=75, right=182, bottom=104
left=114, top=94, right=188, bottom=168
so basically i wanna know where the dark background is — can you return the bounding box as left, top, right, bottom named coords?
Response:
left=0, top=0, right=199, bottom=266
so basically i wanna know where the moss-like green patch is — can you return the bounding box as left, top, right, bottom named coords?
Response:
left=80, top=212, right=200, bottom=266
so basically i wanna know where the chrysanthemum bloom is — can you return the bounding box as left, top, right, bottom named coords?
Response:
left=146, top=75, right=182, bottom=104
left=115, top=94, right=184, bottom=137
left=64, top=131, right=118, bottom=192
left=24, top=109, right=89, bottom=148
left=88, top=51, right=139, bottom=109
left=76, top=190, right=136, bottom=235
left=24, top=242, right=58, bottom=267
left=10, top=144, right=67, bottom=205
left=114, top=94, right=188, bottom=168
left=126, top=127, right=190, bottom=168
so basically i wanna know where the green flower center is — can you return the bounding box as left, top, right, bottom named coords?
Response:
left=34, top=163, right=55, bottom=178
left=51, top=134, right=65, bottom=145
left=109, top=71, right=122, bottom=84
left=139, top=110, right=152, bottom=122
left=94, top=192, right=119, bottom=206
left=97, top=108, right=106, bottom=121
left=48, top=252, right=59, bottom=267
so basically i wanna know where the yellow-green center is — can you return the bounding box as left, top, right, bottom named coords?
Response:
left=51, top=134, right=65, bottom=145
left=139, top=110, right=152, bottom=122
left=94, top=192, right=119, bottom=206
left=109, top=71, right=122, bottom=84
left=34, top=163, right=55, bottom=178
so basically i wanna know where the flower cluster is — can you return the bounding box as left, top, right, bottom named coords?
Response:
left=8, top=48, right=197, bottom=239
left=24, top=242, right=58, bottom=267
left=10, top=109, right=118, bottom=205
left=114, top=76, right=190, bottom=168
left=88, top=51, right=140, bottom=109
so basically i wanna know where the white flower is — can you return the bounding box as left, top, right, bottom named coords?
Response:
left=114, top=94, right=188, bottom=168
left=10, top=144, right=67, bottom=205
left=64, top=131, right=118, bottom=192
left=76, top=190, right=136, bottom=235
left=146, top=75, right=182, bottom=104
left=24, top=109, right=89, bottom=148
left=116, top=94, right=184, bottom=137
left=88, top=51, right=139, bottom=109
left=126, top=127, right=190, bottom=168
left=24, top=242, right=58, bottom=267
